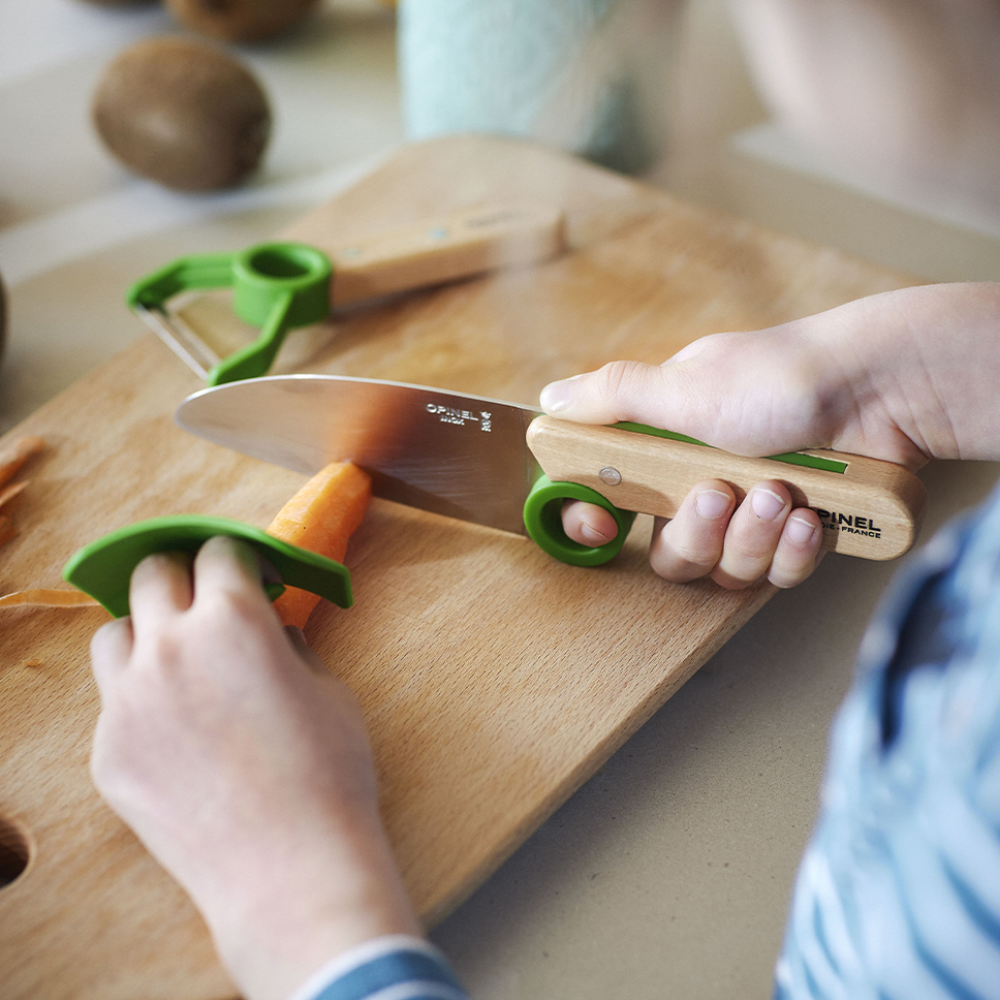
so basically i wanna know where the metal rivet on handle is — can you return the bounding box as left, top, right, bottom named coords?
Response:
left=599, top=467, right=622, bottom=486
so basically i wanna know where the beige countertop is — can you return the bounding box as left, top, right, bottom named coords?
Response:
left=1, top=2, right=998, bottom=998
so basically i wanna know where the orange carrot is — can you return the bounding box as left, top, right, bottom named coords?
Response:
left=0, top=437, right=45, bottom=490
left=265, top=462, right=372, bottom=629
left=0, top=481, right=28, bottom=510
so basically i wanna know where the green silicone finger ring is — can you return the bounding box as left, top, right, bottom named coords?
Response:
left=522, top=475, right=637, bottom=567
left=62, top=515, right=353, bottom=618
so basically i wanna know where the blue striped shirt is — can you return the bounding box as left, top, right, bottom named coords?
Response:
left=776, top=480, right=1000, bottom=999
left=287, top=936, right=469, bottom=1000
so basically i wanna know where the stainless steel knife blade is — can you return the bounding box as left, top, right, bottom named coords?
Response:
left=176, top=375, right=543, bottom=535
left=176, top=374, right=929, bottom=563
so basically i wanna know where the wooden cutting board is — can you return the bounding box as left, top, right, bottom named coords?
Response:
left=0, top=135, right=915, bottom=1000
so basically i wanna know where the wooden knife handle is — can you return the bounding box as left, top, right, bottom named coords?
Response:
left=525, top=416, right=928, bottom=560
left=323, top=203, right=565, bottom=306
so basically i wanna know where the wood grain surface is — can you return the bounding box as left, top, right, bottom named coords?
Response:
left=0, top=135, right=917, bottom=1000
left=325, top=202, right=566, bottom=307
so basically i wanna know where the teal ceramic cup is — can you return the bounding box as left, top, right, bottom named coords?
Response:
left=398, top=0, right=677, bottom=175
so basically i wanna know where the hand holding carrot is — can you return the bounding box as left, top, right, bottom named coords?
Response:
left=89, top=537, right=419, bottom=1000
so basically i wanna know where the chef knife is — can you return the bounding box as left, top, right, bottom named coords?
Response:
left=175, top=374, right=927, bottom=566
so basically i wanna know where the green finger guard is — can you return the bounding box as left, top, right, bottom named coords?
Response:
left=523, top=475, right=638, bottom=567
left=62, top=515, right=353, bottom=618
left=127, top=241, right=332, bottom=386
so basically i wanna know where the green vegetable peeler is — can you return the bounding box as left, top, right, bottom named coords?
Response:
left=127, top=242, right=332, bottom=387
left=62, top=515, right=352, bottom=619
left=127, top=203, right=566, bottom=386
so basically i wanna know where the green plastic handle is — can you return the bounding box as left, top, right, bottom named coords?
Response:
left=126, top=242, right=333, bottom=386
left=522, top=475, right=638, bottom=567
left=126, top=251, right=238, bottom=307
left=613, top=422, right=848, bottom=473
left=62, top=515, right=352, bottom=619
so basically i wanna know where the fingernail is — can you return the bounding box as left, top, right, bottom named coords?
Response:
left=539, top=375, right=581, bottom=413
left=750, top=487, right=786, bottom=521
left=786, top=514, right=817, bottom=543
left=695, top=489, right=731, bottom=520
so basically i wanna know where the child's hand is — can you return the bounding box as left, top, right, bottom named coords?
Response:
left=89, top=536, right=420, bottom=1000
left=541, top=283, right=1000, bottom=589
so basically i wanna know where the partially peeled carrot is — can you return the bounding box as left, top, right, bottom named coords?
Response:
left=0, top=436, right=45, bottom=551
left=265, top=462, right=372, bottom=628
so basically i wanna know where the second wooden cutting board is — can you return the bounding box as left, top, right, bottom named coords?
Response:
left=0, top=135, right=916, bottom=1000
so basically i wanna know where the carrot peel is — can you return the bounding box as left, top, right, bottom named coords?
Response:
left=0, top=437, right=45, bottom=490
left=0, top=589, right=102, bottom=609
left=0, top=481, right=28, bottom=510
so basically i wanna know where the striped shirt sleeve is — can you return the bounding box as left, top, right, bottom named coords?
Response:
left=286, top=935, right=470, bottom=1000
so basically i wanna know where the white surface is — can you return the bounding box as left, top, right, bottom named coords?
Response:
left=0, top=0, right=171, bottom=88
left=0, top=155, right=387, bottom=289
left=733, top=121, right=1000, bottom=243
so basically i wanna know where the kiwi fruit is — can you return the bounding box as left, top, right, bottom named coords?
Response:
left=92, top=37, right=271, bottom=191
left=164, top=0, right=321, bottom=43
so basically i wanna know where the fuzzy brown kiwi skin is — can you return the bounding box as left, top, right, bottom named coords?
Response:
left=92, top=37, right=271, bottom=192
left=165, top=0, right=322, bottom=44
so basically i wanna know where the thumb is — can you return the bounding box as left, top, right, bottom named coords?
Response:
left=539, top=360, right=682, bottom=428
left=538, top=331, right=824, bottom=456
